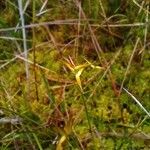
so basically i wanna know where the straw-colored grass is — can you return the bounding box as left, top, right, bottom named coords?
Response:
left=0, top=0, right=150, bottom=149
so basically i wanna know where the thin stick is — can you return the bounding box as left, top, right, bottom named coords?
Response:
left=18, top=0, right=29, bottom=79
left=119, top=38, right=140, bottom=96
left=15, top=0, right=31, bottom=32
left=32, top=0, right=39, bottom=101
left=16, top=55, right=55, bottom=74
left=141, top=5, right=149, bottom=62
left=0, top=42, right=50, bottom=70
left=0, top=20, right=150, bottom=32
left=123, top=87, right=150, bottom=118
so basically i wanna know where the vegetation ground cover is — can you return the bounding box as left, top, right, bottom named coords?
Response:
left=0, top=0, right=150, bottom=149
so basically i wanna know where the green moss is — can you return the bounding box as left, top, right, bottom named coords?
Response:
left=0, top=0, right=150, bottom=149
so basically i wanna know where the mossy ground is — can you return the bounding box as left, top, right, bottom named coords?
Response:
left=0, top=0, right=150, bottom=149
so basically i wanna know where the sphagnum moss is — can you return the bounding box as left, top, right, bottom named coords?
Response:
left=0, top=0, right=150, bottom=149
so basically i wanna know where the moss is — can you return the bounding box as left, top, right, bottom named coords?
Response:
left=0, top=0, right=150, bottom=149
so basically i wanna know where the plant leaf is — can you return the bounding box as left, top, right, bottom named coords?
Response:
left=75, top=68, right=84, bottom=91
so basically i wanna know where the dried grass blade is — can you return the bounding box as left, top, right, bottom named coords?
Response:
left=123, top=87, right=150, bottom=118
left=18, top=0, right=29, bottom=79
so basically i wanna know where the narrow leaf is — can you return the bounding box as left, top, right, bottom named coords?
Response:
left=75, top=68, right=84, bottom=91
